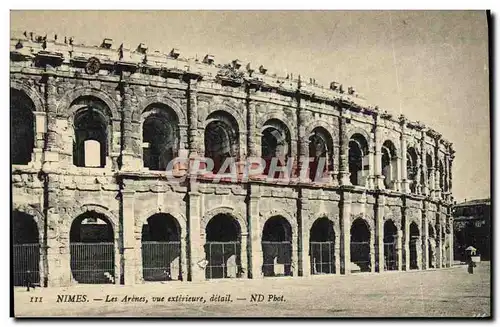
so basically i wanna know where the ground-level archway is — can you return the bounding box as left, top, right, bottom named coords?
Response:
left=350, top=218, right=371, bottom=272
left=409, top=222, right=420, bottom=270
left=262, top=216, right=292, bottom=277
left=383, top=220, right=398, bottom=271
left=141, top=213, right=182, bottom=281
left=12, top=211, right=40, bottom=286
left=69, top=212, right=115, bottom=284
left=204, top=214, right=242, bottom=279
left=309, top=218, right=335, bottom=274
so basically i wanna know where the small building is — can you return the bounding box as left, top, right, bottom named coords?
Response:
left=452, top=198, right=491, bottom=261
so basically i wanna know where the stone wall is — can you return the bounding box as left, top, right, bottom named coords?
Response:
left=10, top=34, right=456, bottom=286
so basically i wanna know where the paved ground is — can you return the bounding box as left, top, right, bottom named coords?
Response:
left=13, top=262, right=491, bottom=318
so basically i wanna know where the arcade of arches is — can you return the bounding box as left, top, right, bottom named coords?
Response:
left=10, top=80, right=454, bottom=287
left=11, top=86, right=452, bottom=199
left=12, top=205, right=452, bottom=286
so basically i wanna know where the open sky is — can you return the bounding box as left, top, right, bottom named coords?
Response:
left=10, top=10, right=490, bottom=202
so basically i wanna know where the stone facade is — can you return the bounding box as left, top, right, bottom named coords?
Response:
left=11, top=33, right=455, bottom=287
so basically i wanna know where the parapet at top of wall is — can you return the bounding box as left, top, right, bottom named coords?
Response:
left=9, top=30, right=454, bottom=151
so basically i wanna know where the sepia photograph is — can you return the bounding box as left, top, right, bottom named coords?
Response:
left=9, top=9, right=491, bottom=318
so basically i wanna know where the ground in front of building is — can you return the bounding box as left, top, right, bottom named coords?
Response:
left=13, top=262, right=490, bottom=318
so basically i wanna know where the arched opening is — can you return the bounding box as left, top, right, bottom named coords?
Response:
left=309, top=218, right=335, bottom=274
left=11, top=89, right=35, bottom=165
left=426, top=153, right=433, bottom=190
left=348, top=133, right=369, bottom=186
left=142, top=105, right=179, bottom=171
left=407, top=147, right=419, bottom=193
left=308, top=127, right=334, bottom=181
left=262, top=216, right=292, bottom=277
left=12, top=211, right=40, bottom=286
left=381, top=140, right=398, bottom=190
left=383, top=220, right=398, bottom=271
left=69, top=212, right=114, bottom=284
left=350, top=218, right=371, bottom=272
left=261, top=119, right=291, bottom=178
left=204, top=111, right=239, bottom=174
left=141, top=213, right=181, bottom=281
left=409, top=222, right=420, bottom=270
left=204, top=214, right=242, bottom=279
left=72, top=97, right=110, bottom=168
left=428, top=224, right=436, bottom=268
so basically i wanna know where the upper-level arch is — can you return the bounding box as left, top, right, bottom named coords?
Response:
left=11, top=88, right=36, bottom=165
left=70, top=96, right=113, bottom=168
left=381, top=140, right=398, bottom=189
left=142, top=103, right=180, bottom=171
left=257, top=111, right=297, bottom=141
left=138, top=94, right=187, bottom=126
left=199, top=100, right=246, bottom=136
left=348, top=133, right=370, bottom=186
left=10, top=80, right=44, bottom=113
left=57, top=86, right=120, bottom=121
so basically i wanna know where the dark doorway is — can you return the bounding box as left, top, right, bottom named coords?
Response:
left=141, top=213, right=181, bottom=281
left=350, top=218, right=371, bottom=272
left=262, top=216, right=292, bottom=277
left=409, top=222, right=420, bottom=270
left=204, top=214, right=242, bottom=279
left=310, top=218, right=335, bottom=274
left=12, top=211, right=40, bottom=286
left=69, top=212, right=114, bottom=284
left=11, top=89, right=35, bottom=165
left=383, top=220, right=398, bottom=271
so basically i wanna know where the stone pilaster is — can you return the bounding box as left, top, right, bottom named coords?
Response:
left=335, top=232, right=341, bottom=274
left=120, top=187, right=137, bottom=285
left=43, top=71, right=61, bottom=171
left=415, top=156, right=422, bottom=195
left=340, top=191, right=351, bottom=274
left=428, top=166, right=436, bottom=199
left=298, top=196, right=310, bottom=277
left=32, top=111, right=47, bottom=168
left=420, top=131, right=428, bottom=196
left=240, top=233, right=249, bottom=278
left=448, top=212, right=454, bottom=267
left=338, top=108, right=350, bottom=186
left=120, top=82, right=140, bottom=171
left=248, top=184, right=263, bottom=279
left=188, top=81, right=200, bottom=158
left=436, top=221, right=443, bottom=269
left=400, top=116, right=409, bottom=193
left=44, top=174, right=66, bottom=287
left=297, top=96, right=309, bottom=181
left=423, top=202, right=429, bottom=269
left=375, top=194, right=385, bottom=272
left=443, top=153, right=450, bottom=201
left=370, top=228, right=376, bottom=273
left=403, top=213, right=410, bottom=271
left=292, top=234, right=299, bottom=276
left=332, top=144, right=340, bottom=186
left=368, top=148, right=375, bottom=189
left=188, top=183, right=204, bottom=281
left=395, top=154, right=402, bottom=192
left=396, top=229, right=403, bottom=271
left=247, top=101, right=258, bottom=158
left=373, top=115, right=384, bottom=189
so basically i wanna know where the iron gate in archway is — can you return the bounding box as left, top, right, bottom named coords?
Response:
left=70, top=242, right=115, bottom=284
left=205, top=241, right=242, bottom=279
left=142, top=241, right=181, bottom=281
left=13, top=243, right=40, bottom=286
left=310, top=241, right=335, bottom=274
